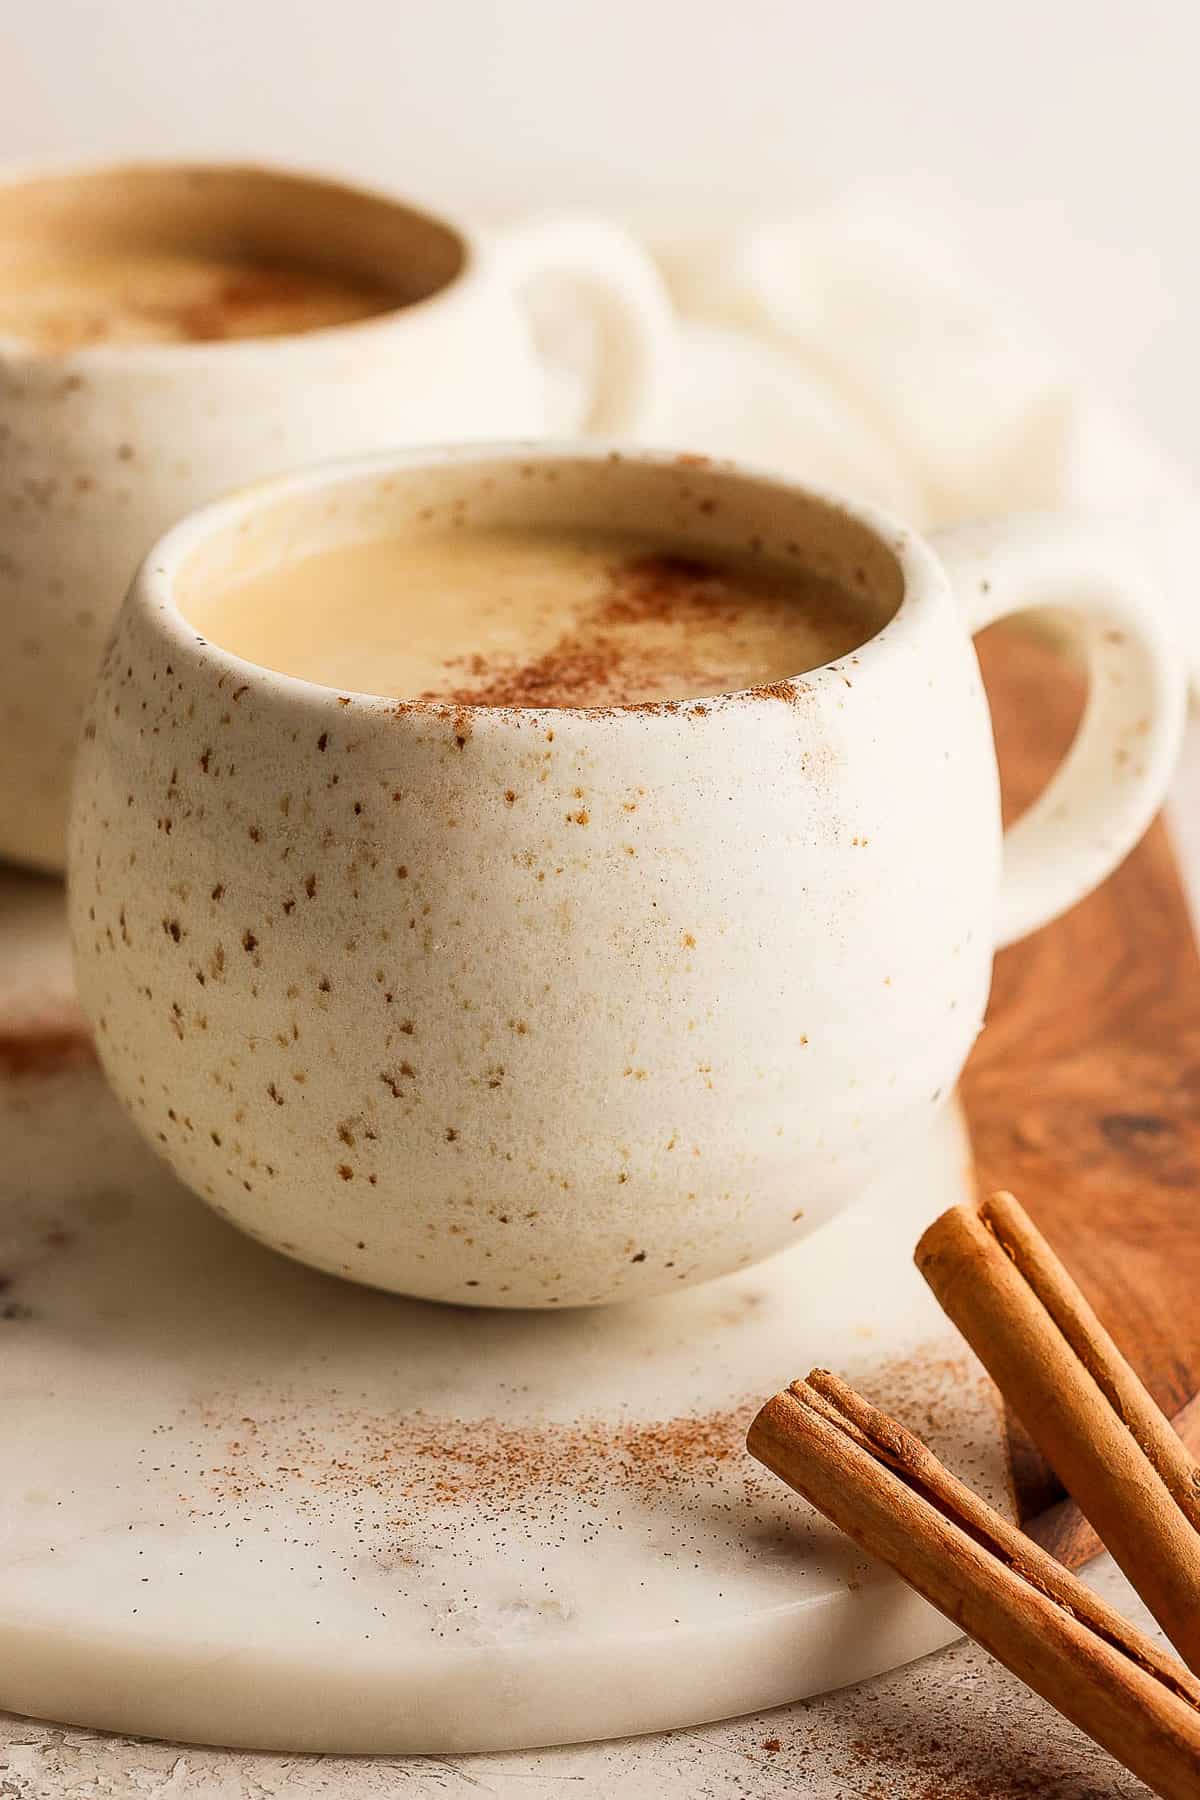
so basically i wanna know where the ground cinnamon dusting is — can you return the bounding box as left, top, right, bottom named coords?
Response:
left=20, top=260, right=396, bottom=352
left=158, top=266, right=375, bottom=342
left=422, top=553, right=804, bottom=709
left=162, top=1341, right=994, bottom=1543
left=729, top=1642, right=1127, bottom=1799
left=196, top=1397, right=754, bottom=1514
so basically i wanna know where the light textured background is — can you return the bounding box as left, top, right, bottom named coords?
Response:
left=2, top=0, right=1198, bottom=470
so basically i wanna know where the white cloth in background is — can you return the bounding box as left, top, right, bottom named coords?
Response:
left=618, top=205, right=1199, bottom=681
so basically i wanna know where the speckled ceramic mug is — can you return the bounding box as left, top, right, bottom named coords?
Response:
left=0, top=160, right=672, bottom=871
left=68, top=446, right=1184, bottom=1307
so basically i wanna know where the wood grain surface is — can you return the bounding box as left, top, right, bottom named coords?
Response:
left=965, top=624, right=1200, bottom=1560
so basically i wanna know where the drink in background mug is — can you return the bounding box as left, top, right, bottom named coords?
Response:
left=0, top=161, right=672, bottom=871
left=67, top=446, right=1185, bottom=1308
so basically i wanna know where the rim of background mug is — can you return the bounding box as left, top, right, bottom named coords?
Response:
left=128, top=441, right=947, bottom=721
left=0, top=155, right=477, bottom=366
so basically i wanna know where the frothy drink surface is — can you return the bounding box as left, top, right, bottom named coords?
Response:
left=187, top=527, right=881, bottom=707
left=0, top=247, right=398, bottom=350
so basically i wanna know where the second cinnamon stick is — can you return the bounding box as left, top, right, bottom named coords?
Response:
left=916, top=1189, right=1200, bottom=1673
left=748, top=1370, right=1200, bottom=1800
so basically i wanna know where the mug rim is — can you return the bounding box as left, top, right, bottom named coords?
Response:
left=0, top=155, right=479, bottom=366
left=130, top=441, right=948, bottom=721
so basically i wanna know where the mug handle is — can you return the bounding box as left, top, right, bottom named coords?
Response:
left=932, top=514, right=1187, bottom=950
left=495, top=215, right=674, bottom=437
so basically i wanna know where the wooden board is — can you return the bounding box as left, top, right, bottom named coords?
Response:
left=965, top=625, right=1200, bottom=1557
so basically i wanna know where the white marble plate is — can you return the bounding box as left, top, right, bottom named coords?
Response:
left=0, top=870, right=1006, bottom=1753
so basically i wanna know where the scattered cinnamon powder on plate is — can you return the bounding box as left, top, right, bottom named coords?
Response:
left=152, top=1342, right=994, bottom=1558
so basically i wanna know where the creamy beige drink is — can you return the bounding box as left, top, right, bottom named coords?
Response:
left=0, top=246, right=399, bottom=350
left=186, top=526, right=880, bottom=706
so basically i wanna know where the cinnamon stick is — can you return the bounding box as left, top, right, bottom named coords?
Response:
left=748, top=1369, right=1200, bottom=1800
left=1028, top=1393, right=1200, bottom=1569
left=916, top=1191, right=1200, bottom=1672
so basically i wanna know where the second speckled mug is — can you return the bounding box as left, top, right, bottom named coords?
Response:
left=0, top=159, right=672, bottom=871
left=68, top=446, right=1184, bottom=1307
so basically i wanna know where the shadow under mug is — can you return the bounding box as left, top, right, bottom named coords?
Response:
left=0, top=160, right=674, bottom=871
left=67, top=445, right=1185, bottom=1307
